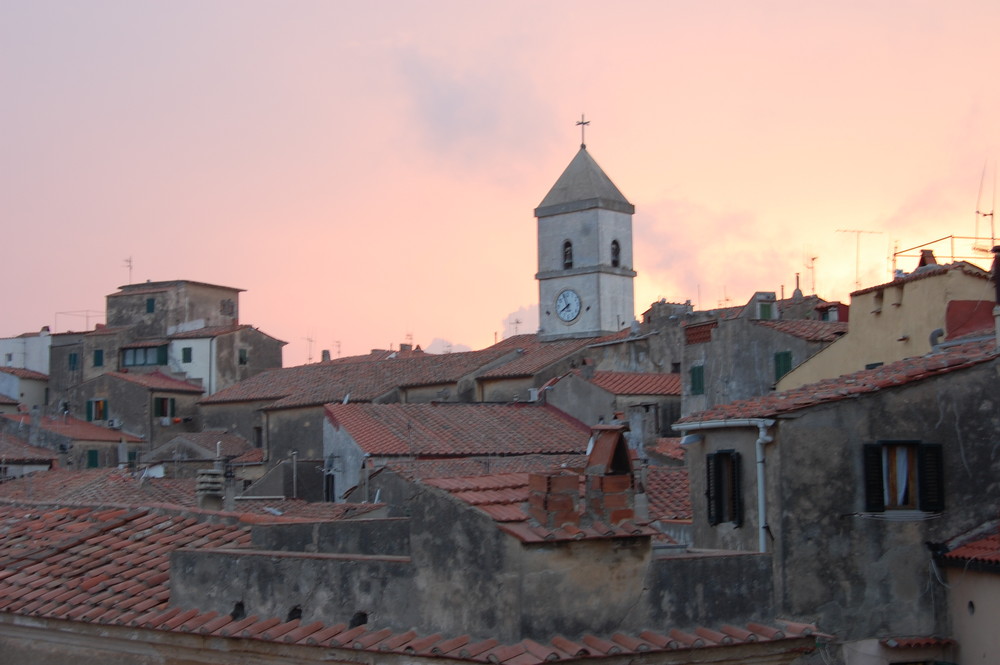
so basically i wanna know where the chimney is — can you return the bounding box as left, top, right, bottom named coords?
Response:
left=400, top=343, right=412, bottom=352
left=918, top=249, right=938, bottom=267
left=196, top=464, right=225, bottom=510
left=584, top=425, right=636, bottom=525
left=321, top=349, right=331, bottom=362
left=527, top=472, right=580, bottom=528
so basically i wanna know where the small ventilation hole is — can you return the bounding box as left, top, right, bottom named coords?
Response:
left=287, top=605, right=302, bottom=622
left=349, top=611, right=368, bottom=628
left=230, top=601, right=245, bottom=620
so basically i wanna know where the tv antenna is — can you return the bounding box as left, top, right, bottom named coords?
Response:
left=806, top=256, right=818, bottom=294
left=836, top=229, right=883, bottom=290
left=303, top=336, right=314, bottom=364
left=973, top=160, right=996, bottom=255
left=124, top=256, right=133, bottom=284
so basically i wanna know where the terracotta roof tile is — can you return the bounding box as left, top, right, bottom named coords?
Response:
left=326, top=403, right=589, bottom=457
left=2, top=413, right=144, bottom=443
left=754, top=319, right=848, bottom=342
left=0, top=431, right=57, bottom=462
left=167, top=324, right=251, bottom=339
left=106, top=370, right=204, bottom=393
left=0, top=366, right=48, bottom=381
left=679, top=337, right=998, bottom=423
left=585, top=371, right=681, bottom=395
left=880, top=636, right=955, bottom=649
left=645, top=466, right=691, bottom=521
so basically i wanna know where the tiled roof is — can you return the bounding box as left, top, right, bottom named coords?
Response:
left=386, top=455, right=588, bottom=481
left=754, top=320, right=848, bottom=342
left=645, top=466, right=691, bottom=521
left=678, top=337, right=998, bottom=424
left=168, top=324, right=251, bottom=339
left=232, top=448, right=264, bottom=464
left=0, top=394, right=17, bottom=406
left=106, top=370, right=204, bottom=393
left=0, top=366, right=48, bottom=381
left=202, top=345, right=517, bottom=408
left=149, top=431, right=252, bottom=461
left=422, top=472, right=658, bottom=543
left=0, top=502, right=818, bottom=662
left=851, top=261, right=988, bottom=297
left=2, top=414, right=143, bottom=443
left=108, top=280, right=243, bottom=296
left=940, top=520, right=1000, bottom=569
left=323, top=347, right=427, bottom=363
left=585, top=371, right=681, bottom=396
left=0, top=468, right=378, bottom=520
left=84, top=325, right=130, bottom=337
left=121, top=338, right=169, bottom=348
left=0, top=431, right=56, bottom=463
left=652, top=437, right=685, bottom=461
left=478, top=335, right=604, bottom=379
left=326, top=403, right=590, bottom=457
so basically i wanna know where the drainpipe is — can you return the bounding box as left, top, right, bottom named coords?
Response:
left=676, top=417, right=776, bottom=553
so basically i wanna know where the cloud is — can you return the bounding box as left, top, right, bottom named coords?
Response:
left=424, top=338, right=472, bottom=354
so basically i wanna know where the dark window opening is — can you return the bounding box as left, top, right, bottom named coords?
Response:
left=706, top=450, right=742, bottom=526
left=230, top=602, right=245, bottom=620
left=153, top=397, right=176, bottom=418
left=239, top=348, right=249, bottom=365
left=349, top=611, right=368, bottom=628
left=774, top=351, right=792, bottom=382
left=562, top=241, right=573, bottom=269
left=690, top=365, right=705, bottom=395
left=93, top=349, right=104, bottom=367
left=287, top=605, right=302, bottom=622
left=68, top=353, right=79, bottom=371
left=86, top=449, right=100, bottom=468
left=611, top=240, right=621, bottom=267
left=865, top=361, right=884, bottom=370
left=146, top=298, right=155, bottom=313
left=863, top=441, right=944, bottom=512
left=182, top=347, right=193, bottom=363
left=671, top=362, right=681, bottom=374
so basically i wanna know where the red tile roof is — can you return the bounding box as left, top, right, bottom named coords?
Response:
left=678, top=337, right=998, bottom=424
left=940, top=520, right=1000, bottom=569
left=652, top=437, right=685, bottom=461
left=477, top=335, right=604, bottom=378
left=0, top=502, right=818, bottom=662
left=585, top=371, right=681, bottom=396
left=0, top=394, right=17, bottom=406
left=754, top=320, right=848, bottom=342
left=645, top=466, right=691, bottom=521
left=421, top=472, right=658, bottom=543
left=0, top=366, right=48, bottom=381
left=386, top=455, right=588, bottom=481
left=149, top=431, right=252, bottom=461
left=106, top=370, right=204, bottom=393
left=202, top=345, right=518, bottom=408
left=879, top=636, right=955, bottom=649
left=0, top=431, right=56, bottom=463
left=851, top=261, right=988, bottom=297
left=168, top=324, right=252, bottom=339
left=326, top=403, right=589, bottom=457
left=2, top=414, right=143, bottom=443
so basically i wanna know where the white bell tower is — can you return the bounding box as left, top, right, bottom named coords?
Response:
left=536, top=136, right=636, bottom=340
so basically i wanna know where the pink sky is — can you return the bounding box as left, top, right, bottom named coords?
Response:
left=3, top=1, right=999, bottom=366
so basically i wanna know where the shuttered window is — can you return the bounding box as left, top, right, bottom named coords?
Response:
left=706, top=450, right=742, bottom=526
left=863, top=441, right=944, bottom=512
left=690, top=365, right=705, bottom=395
left=774, top=351, right=792, bottom=382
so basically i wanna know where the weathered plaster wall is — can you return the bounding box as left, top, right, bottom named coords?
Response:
left=200, top=401, right=268, bottom=444
left=267, top=407, right=324, bottom=461
left=944, top=567, right=1000, bottom=663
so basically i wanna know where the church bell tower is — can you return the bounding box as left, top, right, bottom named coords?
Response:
left=535, top=141, right=636, bottom=340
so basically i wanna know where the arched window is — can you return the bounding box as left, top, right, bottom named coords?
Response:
left=611, top=240, right=620, bottom=268
left=563, top=241, right=573, bottom=269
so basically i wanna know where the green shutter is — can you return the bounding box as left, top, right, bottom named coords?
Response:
left=917, top=444, right=945, bottom=512
left=157, top=345, right=168, bottom=365
left=774, top=351, right=792, bottom=382
left=730, top=451, right=743, bottom=528
left=86, top=400, right=93, bottom=422
left=863, top=444, right=885, bottom=512
left=691, top=365, right=705, bottom=395
left=87, top=450, right=100, bottom=468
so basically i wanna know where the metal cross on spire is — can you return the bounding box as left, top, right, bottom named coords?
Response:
left=576, top=113, right=590, bottom=148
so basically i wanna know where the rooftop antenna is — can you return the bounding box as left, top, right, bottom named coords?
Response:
left=124, top=256, right=133, bottom=284
left=836, top=229, right=883, bottom=290
left=806, top=256, right=818, bottom=294
left=334, top=340, right=341, bottom=358
left=973, top=160, right=996, bottom=255
left=303, top=336, right=314, bottom=364
left=576, top=113, right=589, bottom=148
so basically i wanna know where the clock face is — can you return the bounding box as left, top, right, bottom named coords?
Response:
left=555, top=289, right=582, bottom=322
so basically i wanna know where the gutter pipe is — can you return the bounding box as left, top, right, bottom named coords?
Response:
left=675, top=418, right=776, bottom=553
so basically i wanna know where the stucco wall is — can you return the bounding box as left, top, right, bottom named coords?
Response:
left=944, top=567, right=1000, bottom=663
left=688, top=358, right=1000, bottom=645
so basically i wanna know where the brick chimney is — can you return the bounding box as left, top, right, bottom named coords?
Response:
left=527, top=472, right=580, bottom=528
left=584, top=424, right=636, bottom=525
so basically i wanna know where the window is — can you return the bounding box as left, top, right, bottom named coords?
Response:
left=238, top=348, right=249, bottom=365
left=690, top=365, right=705, bottom=395
left=706, top=450, right=742, bottom=526
left=182, top=346, right=193, bottom=363
left=774, top=351, right=792, bottom=382
left=122, top=345, right=168, bottom=367
left=758, top=302, right=773, bottom=320
left=86, top=398, right=108, bottom=422
left=68, top=353, right=79, bottom=371
left=87, top=449, right=100, bottom=468
left=4, top=353, right=11, bottom=363
left=153, top=397, right=176, bottom=418
left=93, top=349, right=104, bottom=367
left=146, top=298, right=155, bottom=313
left=863, top=441, right=944, bottom=512
left=611, top=240, right=621, bottom=268
left=563, top=241, right=573, bottom=269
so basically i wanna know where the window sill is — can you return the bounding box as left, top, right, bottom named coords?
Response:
left=857, top=510, right=943, bottom=521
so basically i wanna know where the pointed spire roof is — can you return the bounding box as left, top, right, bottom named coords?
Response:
left=535, top=146, right=634, bottom=218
